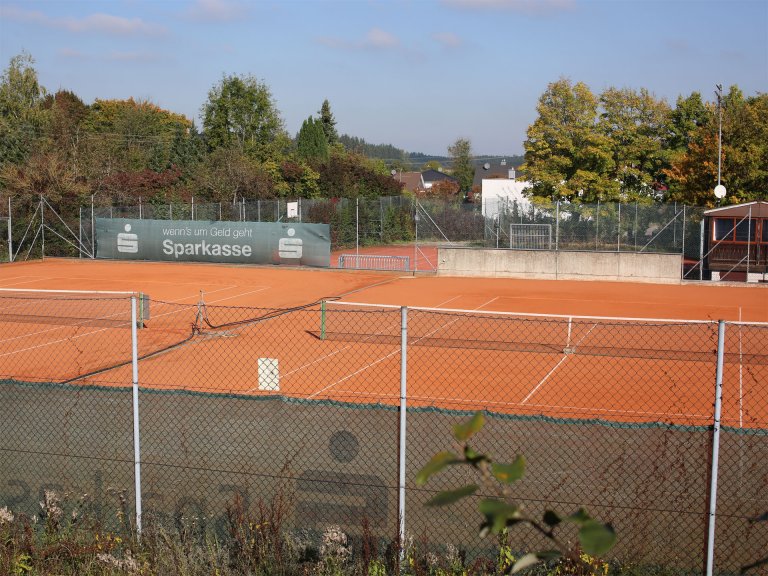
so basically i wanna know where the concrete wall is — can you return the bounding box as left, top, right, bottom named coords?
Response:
left=437, top=247, right=682, bottom=283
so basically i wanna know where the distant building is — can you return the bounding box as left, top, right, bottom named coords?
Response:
left=394, top=171, right=425, bottom=195
left=473, top=159, right=532, bottom=218
left=421, top=169, right=459, bottom=190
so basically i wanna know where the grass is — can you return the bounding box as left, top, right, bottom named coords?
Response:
left=1, top=490, right=697, bottom=576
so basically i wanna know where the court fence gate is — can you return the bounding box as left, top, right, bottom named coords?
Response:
left=1, top=292, right=767, bottom=575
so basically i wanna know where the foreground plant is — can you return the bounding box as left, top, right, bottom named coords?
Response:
left=416, top=411, right=616, bottom=574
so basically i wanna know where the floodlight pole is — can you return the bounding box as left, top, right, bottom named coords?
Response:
left=716, top=84, right=723, bottom=189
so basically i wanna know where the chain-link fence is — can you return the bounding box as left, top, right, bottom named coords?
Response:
left=4, top=195, right=705, bottom=269
left=2, top=290, right=767, bottom=573
left=487, top=199, right=705, bottom=260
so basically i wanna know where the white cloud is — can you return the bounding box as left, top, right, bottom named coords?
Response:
left=316, top=28, right=400, bottom=51
left=433, top=32, right=463, bottom=48
left=364, top=28, right=399, bottom=49
left=442, top=0, right=575, bottom=16
left=58, top=47, right=87, bottom=59
left=107, top=51, right=161, bottom=63
left=186, top=0, right=248, bottom=22
left=0, top=5, right=166, bottom=36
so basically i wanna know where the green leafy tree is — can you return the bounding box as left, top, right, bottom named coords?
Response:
left=193, top=146, right=275, bottom=203
left=448, top=137, right=475, bottom=195
left=318, top=99, right=338, bottom=145
left=522, top=78, right=613, bottom=202
left=597, top=87, right=671, bottom=201
left=201, top=73, right=289, bottom=161
left=0, top=51, right=48, bottom=166
left=664, top=87, right=768, bottom=205
left=418, top=412, right=616, bottom=574
left=296, top=116, right=329, bottom=163
left=316, top=149, right=403, bottom=198
left=666, top=92, right=710, bottom=153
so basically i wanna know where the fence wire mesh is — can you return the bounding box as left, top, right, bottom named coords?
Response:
left=2, top=293, right=767, bottom=573
left=3, top=195, right=704, bottom=268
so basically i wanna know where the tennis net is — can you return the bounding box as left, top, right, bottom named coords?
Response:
left=316, top=300, right=768, bottom=364
left=0, top=289, right=149, bottom=329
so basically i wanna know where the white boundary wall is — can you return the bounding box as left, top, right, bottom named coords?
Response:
left=437, top=247, right=682, bottom=284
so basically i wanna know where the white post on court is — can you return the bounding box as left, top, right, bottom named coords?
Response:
left=706, top=320, right=725, bottom=576
left=398, top=306, right=408, bottom=555
left=130, top=296, right=143, bottom=537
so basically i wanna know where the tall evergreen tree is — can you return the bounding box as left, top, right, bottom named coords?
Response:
left=296, top=116, right=329, bottom=163
left=318, top=99, right=338, bottom=145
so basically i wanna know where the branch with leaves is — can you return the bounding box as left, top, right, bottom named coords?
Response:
left=416, top=412, right=616, bottom=573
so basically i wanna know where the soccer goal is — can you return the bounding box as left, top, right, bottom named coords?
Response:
left=509, top=223, right=553, bottom=250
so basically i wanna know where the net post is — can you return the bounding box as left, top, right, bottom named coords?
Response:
left=130, top=296, right=143, bottom=539
left=398, top=306, right=408, bottom=561
left=320, top=300, right=326, bottom=340
left=137, top=292, right=145, bottom=329
left=705, top=320, right=725, bottom=576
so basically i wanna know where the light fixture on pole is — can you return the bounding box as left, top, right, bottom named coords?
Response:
left=714, top=84, right=726, bottom=204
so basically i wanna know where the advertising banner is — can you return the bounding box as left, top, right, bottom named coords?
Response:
left=96, top=218, right=330, bottom=267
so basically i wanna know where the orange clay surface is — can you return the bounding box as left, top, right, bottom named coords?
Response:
left=1, top=258, right=766, bottom=427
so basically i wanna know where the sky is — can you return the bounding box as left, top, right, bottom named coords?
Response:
left=1, top=0, right=766, bottom=157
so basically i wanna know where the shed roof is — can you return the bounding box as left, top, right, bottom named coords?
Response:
left=704, top=201, right=768, bottom=218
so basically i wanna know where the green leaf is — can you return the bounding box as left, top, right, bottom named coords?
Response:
left=416, top=452, right=459, bottom=486
left=453, top=412, right=485, bottom=442
left=491, top=455, right=526, bottom=484
left=579, top=521, right=616, bottom=556
left=543, top=510, right=561, bottom=526
left=565, top=508, right=592, bottom=525
left=426, top=485, right=478, bottom=507
left=478, top=499, right=522, bottom=534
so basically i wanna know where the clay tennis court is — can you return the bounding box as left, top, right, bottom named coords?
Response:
left=1, top=258, right=766, bottom=428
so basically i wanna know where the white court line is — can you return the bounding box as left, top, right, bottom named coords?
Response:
left=0, top=277, right=49, bottom=288
left=520, top=322, right=599, bottom=404
left=306, top=297, right=499, bottom=399
left=0, top=286, right=271, bottom=360
left=244, top=295, right=466, bottom=394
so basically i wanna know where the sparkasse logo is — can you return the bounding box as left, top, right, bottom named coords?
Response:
left=117, top=224, right=138, bottom=253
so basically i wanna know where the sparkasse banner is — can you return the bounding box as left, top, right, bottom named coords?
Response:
left=96, top=218, right=330, bottom=267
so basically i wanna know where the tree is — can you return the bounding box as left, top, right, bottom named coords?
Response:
left=0, top=52, right=48, bottom=166
left=193, top=146, right=275, bottom=203
left=447, top=138, right=474, bottom=196
left=201, top=74, right=289, bottom=161
left=522, top=78, right=613, bottom=202
left=666, top=92, right=710, bottom=153
left=318, top=99, right=338, bottom=145
left=664, top=87, right=768, bottom=205
left=78, top=98, right=194, bottom=189
left=296, top=116, right=329, bottom=163
left=597, top=87, right=671, bottom=201
left=316, top=149, right=403, bottom=198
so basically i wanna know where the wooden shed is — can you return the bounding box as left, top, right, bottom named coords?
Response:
left=704, top=201, right=768, bottom=278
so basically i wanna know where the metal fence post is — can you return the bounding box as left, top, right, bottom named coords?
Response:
left=399, top=306, right=408, bottom=556
left=7, top=196, right=13, bottom=262
left=130, top=296, right=143, bottom=537
left=555, top=200, right=560, bottom=252
left=706, top=320, right=725, bottom=576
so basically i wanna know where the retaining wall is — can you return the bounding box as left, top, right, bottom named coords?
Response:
left=437, top=247, right=682, bottom=283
